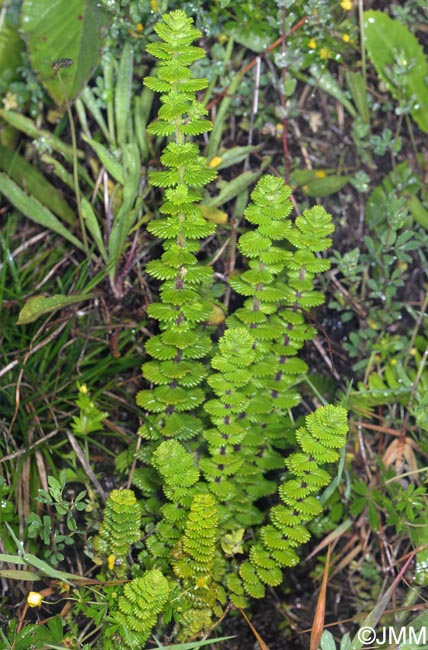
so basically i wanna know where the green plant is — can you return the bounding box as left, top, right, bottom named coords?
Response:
left=25, top=470, right=87, bottom=566
left=364, top=10, right=428, bottom=133
left=0, top=0, right=150, bottom=304
left=320, top=630, right=352, bottom=650
left=108, top=569, right=172, bottom=647
left=93, top=488, right=142, bottom=577
left=329, top=163, right=426, bottom=369
left=80, top=10, right=350, bottom=645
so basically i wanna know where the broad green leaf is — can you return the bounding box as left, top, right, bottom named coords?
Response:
left=200, top=204, right=228, bottom=224
left=207, top=170, right=261, bottom=208
left=80, top=86, right=110, bottom=142
left=310, top=64, right=357, bottom=118
left=209, top=144, right=261, bottom=171
left=292, top=169, right=324, bottom=185
left=0, top=108, right=83, bottom=160
left=0, top=144, right=76, bottom=225
left=303, top=176, right=350, bottom=198
left=340, top=634, right=352, bottom=650
left=82, top=134, right=124, bottom=184
left=115, top=41, right=134, bottom=146
left=134, top=86, right=155, bottom=161
left=21, top=0, right=107, bottom=104
left=0, top=1, right=25, bottom=81
left=364, top=10, right=428, bottom=132
left=17, top=293, right=97, bottom=325
left=108, top=142, right=141, bottom=272
left=345, top=71, right=369, bottom=124
left=0, top=173, right=84, bottom=250
left=408, top=195, right=428, bottom=229
left=228, top=27, right=270, bottom=53
left=81, top=197, right=108, bottom=263
left=320, top=630, right=337, bottom=650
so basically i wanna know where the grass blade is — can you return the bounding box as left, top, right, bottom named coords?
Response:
left=17, top=292, right=98, bottom=325
left=0, top=108, right=83, bottom=161
left=0, top=145, right=76, bottom=225
left=0, top=173, right=84, bottom=250
left=115, top=41, right=134, bottom=147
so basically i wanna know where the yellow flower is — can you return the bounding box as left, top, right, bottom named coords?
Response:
left=308, top=38, right=317, bottom=50
left=78, top=383, right=88, bottom=394
left=342, top=34, right=351, bottom=43
left=150, top=0, right=158, bottom=11
left=340, top=0, right=353, bottom=10
left=136, top=23, right=143, bottom=32
left=209, top=156, right=222, bottom=168
left=27, top=591, right=43, bottom=608
left=195, top=576, right=209, bottom=589
left=319, top=48, right=331, bottom=59
left=107, top=554, right=116, bottom=571
left=2, top=92, right=18, bottom=111
left=315, top=170, right=327, bottom=179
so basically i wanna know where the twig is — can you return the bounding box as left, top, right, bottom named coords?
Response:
left=0, top=429, right=61, bottom=463
left=66, top=431, right=106, bottom=500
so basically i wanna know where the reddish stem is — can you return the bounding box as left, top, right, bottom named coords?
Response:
left=206, top=16, right=307, bottom=111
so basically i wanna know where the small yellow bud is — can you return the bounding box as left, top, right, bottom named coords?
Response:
left=107, top=554, right=116, bottom=571
left=308, top=38, right=317, bottom=50
left=319, top=48, right=331, bottom=60
left=340, top=0, right=353, bottom=10
left=27, top=591, right=43, bottom=608
left=410, top=347, right=417, bottom=356
left=78, top=383, right=88, bottom=394
left=275, top=123, right=284, bottom=138
left=2, top=92, right=19, bottom=111
left=195, top=576, right=209, bottom=589
left=136, top=23, right=143, bottom=32
left=367, top=318, right=379, bottom=330
left=209, top=156, right=222, bottom=168
left=205, top=304, right=226, bottom=326
left=342, top=34, right=351, bottom=43
left=150, top=0, right=158, bottom=11
left=390, top=358, right=398, bottom=366
left=315, top=170, right=327, bottom=179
